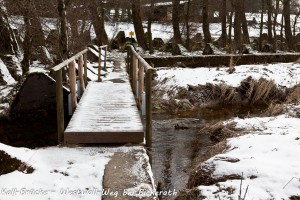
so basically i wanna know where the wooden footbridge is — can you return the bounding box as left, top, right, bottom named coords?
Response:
left=51, top=45, right=155, bottom=149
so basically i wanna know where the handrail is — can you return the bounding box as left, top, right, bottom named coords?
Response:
left=52, top=48, right=88, bottom=72
left=51, top=46, right=107, bottom=143
left=127, top=45, right=155, bottom=165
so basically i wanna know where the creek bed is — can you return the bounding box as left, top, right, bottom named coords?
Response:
left=152, top=105, right=266, bottom=199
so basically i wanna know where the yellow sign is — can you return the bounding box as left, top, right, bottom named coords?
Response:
left=129, top=31, right=134, bottom=37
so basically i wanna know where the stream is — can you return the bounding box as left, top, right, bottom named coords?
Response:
left=152, top=105, right=266, bottom=199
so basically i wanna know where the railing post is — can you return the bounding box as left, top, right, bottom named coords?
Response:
left=78, top=55, right=85, bottom=96
left=126, top=46, right=130, bottom=74
left=130, top=48, right=134, bottom=86
left=55, top=69, right=64, bottom=143
left=104, top=46, right=107, bottom=70
left=83, top=52, right=88, bottom=86
left=145, top=68, right=155, bottom=166
left=69, top=61, right=77, bottom=113
left=98, top=46, right=102, bottom=82
left=138, top=62, right=144, bottom=111
left=132, top=57, right=138, bottom=95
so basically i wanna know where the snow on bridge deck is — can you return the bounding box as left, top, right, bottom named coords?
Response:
left=64, top=81, right=144, bottom=144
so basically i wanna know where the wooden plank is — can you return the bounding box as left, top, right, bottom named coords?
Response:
left=137, top=62, right=144, bottom=110
left=64, top=81, right=144, bottom=144
left=83, top=53, right=88, bottom=86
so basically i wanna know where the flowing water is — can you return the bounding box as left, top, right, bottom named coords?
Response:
left=152, top=105, right=266, bottom=199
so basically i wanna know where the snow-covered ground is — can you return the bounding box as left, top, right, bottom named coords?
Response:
left=0, top=144, right=154, bottom=200
left=155, top=62, right=300, bottom=99
left=198, top=107, right=300, bottom=199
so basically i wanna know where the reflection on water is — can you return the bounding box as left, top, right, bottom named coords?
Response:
left=152, top=105, right=266, bottom=199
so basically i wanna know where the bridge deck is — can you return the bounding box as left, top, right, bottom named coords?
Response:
left=64, top=81, right=144, bottom=144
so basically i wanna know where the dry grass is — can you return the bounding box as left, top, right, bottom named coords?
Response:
left=175, top=188, right=205, bottom=200
left=286, top=84, right=300, bottom=104
left=263, top=102, right=287, bottom=117
left=240, top=77, right=285, bottom=105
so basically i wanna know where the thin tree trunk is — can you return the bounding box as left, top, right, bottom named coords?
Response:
left=202, top=0, right=211, bottom=43
left=241, top=0, right=250, bottom=44
left=220, top=0, right=227, bottom=47
left=273, top=0, right=279, bottom=51
left=293, top=14, right=299, bottom=36
left=234, top=0, right=242, bottom=49
left=57, top=0, right=69, bottom=62
left=185, top=0, right=191, bottom=50
left=283, top=0, right=294, bottom=50
left=259, top=0, right=264, bottom=50
left=172, top=0, right=182, bottom=44
left=147, top=0, right=154, bottom=53
left=22, top=18, right=32, bottom=74
left=131, top=0, right=148, bottom=50
left=228, top=9, right=234, bottom=53
left=266, top=0, right=273, bottom=44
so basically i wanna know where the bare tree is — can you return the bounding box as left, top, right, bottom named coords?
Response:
left=234, top=0, right=242, bottom=49
left=266, top=0, right=273, bottom=44
left=273, top=0, right=280, bottom=51
left=172, top=0, right=182, bottom=44
left=220, top=0, right=227, bottom=47
left=259, top=0, right=264, bottom=50
left=131, top=0, right=148, bottom=50
left=283, top=0, right=294, bottom=50
left=147, top=0, right=155, bottom=53
left=57, top=0, right=70, bottom=62
left=88, top=0, right=109, bottom=46
left=241, top=0, right=250, bottom=44
left=202, top=0, right=211, bottom=43
left=185, top=0, right=191, bottom=50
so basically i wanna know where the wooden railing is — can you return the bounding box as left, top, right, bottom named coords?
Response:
left=52, top=45, right=107, bottom=143
left=127, top=45, right=155, bottom=163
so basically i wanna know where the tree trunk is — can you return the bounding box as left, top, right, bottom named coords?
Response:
left=57, top=0, right=69, bottom=62
left=241, top=0, right=250, bottom=44
left=266, top=0, right=273, bottom=44
left=172, top=0, right=182, bottom=44
left=0, top=5, right=18, bottom=55
left=21, top=0, right=33, bottom=74
left=131, top=0, right=148, bottom=50
left=228, top=4, right=234, bottom=53
left=147, top=0, right=154, bottom=53
left=185, top=0, right=191, bottom=50
left=273, top=0, right=279, bottom=51
left=259, top=0, right=264, bottom=50
left=283, top=0, right=294, bottom=50
left=202, top=0, right=211, bottom=43
left=89, top=0, right=109, bottom=46
left=234, top=0, right=242, bottom=49
left=220, top=0, right=227, bottom=47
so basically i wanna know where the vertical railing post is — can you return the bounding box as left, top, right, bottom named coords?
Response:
left=69, top=61, right=77, bottom=113
left=78, top=55, right=85, bottom=96
left=83, top=52, right=88, bottom=86
left=145, top=68, right=155, bottom=166
left=126, top=46, right=130, bottom=74
left=132, top=57, right=138, bottom=95
left=138, top=62, right=144, bottom=110
left=98, top=46, right=102, bottom=82
left=130, top=48, right=134, bottom=85
left=104, top=46, right=107, bottom=70
left=55, top=69, right=64, bottom=143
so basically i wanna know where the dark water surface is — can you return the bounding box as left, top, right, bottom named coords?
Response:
left=152, top=105, right=266, bottom=199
